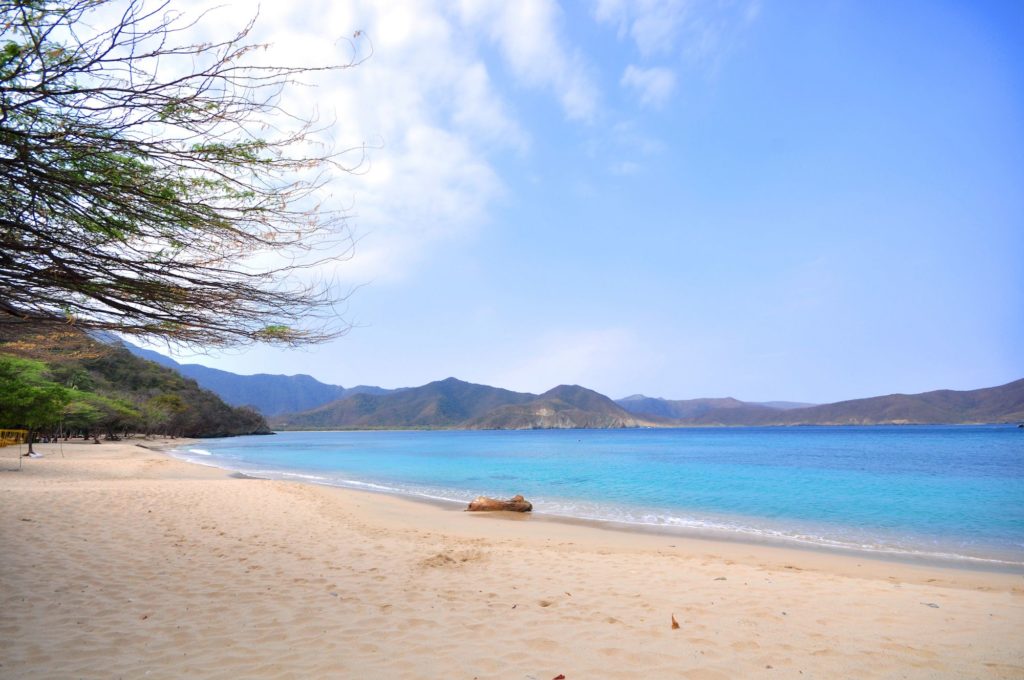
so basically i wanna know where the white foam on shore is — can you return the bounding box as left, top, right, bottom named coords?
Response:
left=528, top=502, right=1024, bottom=569
left=164, top=447, right=1024, bottom=570
left=328, top=483, right=1024, bottom=568
left=277, top=471, right=328, bottom=481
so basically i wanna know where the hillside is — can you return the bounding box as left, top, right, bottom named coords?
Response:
left=118, top=339, right=393, bottom=416
left=468, top=385, right=659, bottom=429
left=753, top=401, right=818, bottom=410
left=82, top=346, right=272, bottom=437
left=759, top=379, right=1024, bottom=425
left=274, top=378, right=536, bottom=429
left=620, top=380, right=1024, bottom=426
left=617, top=395, right=781, bottom=421
left=0, top=328, right=270, bottom=438
left=275, top=380, right=660, bottom=430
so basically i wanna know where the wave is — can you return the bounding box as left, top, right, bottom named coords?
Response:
left=162, top=448, right=1024, bottom=569
left=301, top=479, right=1024, bottom=568
left=535, top=504, right=1024, bottom=568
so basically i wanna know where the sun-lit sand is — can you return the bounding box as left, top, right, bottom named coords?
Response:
left=1, top=439, right=1021, bottom=679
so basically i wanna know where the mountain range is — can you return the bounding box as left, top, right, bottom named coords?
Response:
left=615, top=382, right=1024, bottom=426
left=121, top=342, right=394, bottom=416
left=272, top=378, right=657, bottom=430
left=117, top=341, right=1023, bottom=429
left=272, top=377, right=1024, bottom=430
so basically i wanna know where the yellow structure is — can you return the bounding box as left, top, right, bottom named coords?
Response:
left=0, top=429, right=29, bottom=447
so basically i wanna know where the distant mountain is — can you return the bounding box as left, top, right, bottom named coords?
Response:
left=117, top=340, right=393, bottom=416
left=275, top=379, right=661, bottom=430
left=278, top=378, right=1024, bottom=430
left=105, top=337, right=1024, bottom=428
left=468, top=385, right=660, bottom=429
left=274, top=377, right=536, bottom=429
left=758, top=379, right=1024, bottom=426
left=751, top=401, right=818, bottom=411
left=165, top=363, right=385, bottom=417
left=620, top=380, right=1024, bottom=426
left=616, top=395, right=776, bottom=420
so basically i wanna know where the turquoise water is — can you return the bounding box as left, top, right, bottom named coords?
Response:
left=171, top=426, right=1024, bottom=567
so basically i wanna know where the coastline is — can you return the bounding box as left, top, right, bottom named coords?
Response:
left=176, top=448, right=1024, bottom=575
left=1, top=439, right=1021, bottom=678
left=268, top=421, right=1024, bottom=431
left=173, top=428, right=1024, bottom=572
left=170, top=441, right=1024, bottom=579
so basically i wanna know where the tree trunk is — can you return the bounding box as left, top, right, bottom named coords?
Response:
left=466, top=495, right=533, bottom=512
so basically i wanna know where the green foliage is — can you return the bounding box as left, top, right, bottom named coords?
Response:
left=254, top=325, right=299, bottom=342
left=77, top=392, right=141, bottom=433
left=74, top=344, right=270, bottom=437
left=140, top=393, right=187, bottom=435
left=47, top=364, right=95, bottom=391
left=0, top=330, right=271, bottom=438
left=0, top=355, right=71, bottom=429
left=61, top=398, right=101, bottom=431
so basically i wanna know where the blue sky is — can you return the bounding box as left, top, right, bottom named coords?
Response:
left=155, top=0, right=1023, bottom=403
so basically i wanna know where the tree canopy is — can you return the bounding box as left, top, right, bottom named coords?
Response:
left=0, top=354, right=70, bottom=432
left=0, top=0, right=365, bottom=347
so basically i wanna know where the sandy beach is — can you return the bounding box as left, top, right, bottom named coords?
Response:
left=1, top=440, right=1021, bottom=679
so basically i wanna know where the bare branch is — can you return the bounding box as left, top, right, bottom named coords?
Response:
left=0, top=0, right=369, bottom=347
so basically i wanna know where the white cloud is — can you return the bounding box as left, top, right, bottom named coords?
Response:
left=593, top=0, right=628, bottom=25
left=172, top=1, right=526, bottom=287
left=182, top=0, right=606, bottom=289
left=452, top=62, right=530, bottom=150
left=620, top=65, right=677, bottom=108
left=631, top=1, right=691, bottom=57
left=591, top=0, right=687, bottom=56
left=458, top=0, right=600, bottom=121
left=331, top=124, right=503, bottom=283
left=593, top=0, right=761, bottom=65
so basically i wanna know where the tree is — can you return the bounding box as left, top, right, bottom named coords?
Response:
left=61, top=396, right=101, bottom=436
left=139, top=392, right=186, bottom=436
left=0, top=0, right=366, bottom=347
left=83, top=392, right=140, bottom=439
left=0, top=354, right=71, bottom=452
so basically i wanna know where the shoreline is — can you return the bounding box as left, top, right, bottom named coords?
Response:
left=2, top=439, right=1022, bottom=678
left=168, top=446, right=1024, bottom=585
left=168, top=440, right=1024, bottom=574
left=159, top=439, right=1024, bottom=587
left=268, top=422, right=1022, bottom=431
left=322, top=482, right=1024, bottom=588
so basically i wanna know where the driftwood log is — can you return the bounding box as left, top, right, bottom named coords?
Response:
left=466, top=494, right=533, bottom=513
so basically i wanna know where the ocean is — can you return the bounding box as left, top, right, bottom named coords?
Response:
left=171, top=425, right=1024, bottom=569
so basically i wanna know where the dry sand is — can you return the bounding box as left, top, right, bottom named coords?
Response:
left=1, top=439, right=1021, bottom=679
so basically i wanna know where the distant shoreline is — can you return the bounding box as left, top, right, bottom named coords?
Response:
left=269, top=421, right=1022, bottom=432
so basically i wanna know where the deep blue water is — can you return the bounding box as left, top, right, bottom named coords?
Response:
left=171, top=426, right=1024, bottom=566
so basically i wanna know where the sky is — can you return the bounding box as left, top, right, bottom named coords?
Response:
left=143, top=0, right=1023, bottom=404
